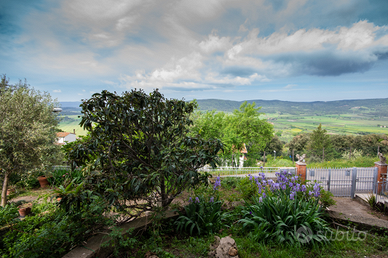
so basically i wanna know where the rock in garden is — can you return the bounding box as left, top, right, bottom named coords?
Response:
left=215, top=236, right=239, bottom=258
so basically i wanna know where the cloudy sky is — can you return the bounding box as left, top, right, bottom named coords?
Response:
left=1, top=0, right=388, bottom=102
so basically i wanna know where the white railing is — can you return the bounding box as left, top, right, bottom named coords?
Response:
left=199, top=166, right=297, bottom=177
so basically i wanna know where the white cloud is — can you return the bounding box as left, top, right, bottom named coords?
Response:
left=53, top=89, right=61, bottom=93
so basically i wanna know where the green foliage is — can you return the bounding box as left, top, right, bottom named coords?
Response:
left=65, top=89, right=223, bottom=218
left=308, top=124, right=331, bottom=160
left=175, top=195, right=223, bottom=235
left=46, top=168, right=84, bottom=187
left=307, top=156, right=376, bottom=168
left=265, top=158, right=294, bottom=167
left=264, top=135, right=284, bottom=156
left=319, top=190, right=336, bottom=209
left=220, top=177, right=240, bottom=190
left=192, top=101, right=273, bottom=167
left=240, top=195, right=330, bottom=246
left=367, top=194, right=377, bottom=209
left=236, top=176, right=258, bottom=201
left=0, top=193, right=111, bottom=258
left=101, top=227, right=137, bottom=257
left=0, top=78, right=62, bottom=206
left=341, top=149, right=364, bottom=160
left=0, top=203, right=19, bottom=227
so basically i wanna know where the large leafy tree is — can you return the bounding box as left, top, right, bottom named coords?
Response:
left=68, top=89, right=222, bottom=219
left=192, top=102, right=273, bottom=166
left=0, top=76, right=62, bottom=206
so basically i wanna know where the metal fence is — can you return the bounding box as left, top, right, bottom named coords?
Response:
left=306, top=167, right=378, bottom=198
left=376, top=176, right=388, bottom=203
left=199, top=166, right=297, bottom=178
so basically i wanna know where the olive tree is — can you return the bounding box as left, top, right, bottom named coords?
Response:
left=67, top=89, right=222, bottom=219
left=0, top=77, right=61, bottom=206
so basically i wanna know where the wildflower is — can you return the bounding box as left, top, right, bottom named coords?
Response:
left=189, top=197, right=192, bottom=203
left=314, top=191, right=320, bottom=197
left=249, top=211, right=252, bottom=215
left=309, top=191, right=314, bottom=196
left=249, top=174, right=253, bottom=181
left=301, top=185, right=307, bottom=192
left=213, top=176, right=221, bottom=191
left=290, top=192, right=295, bottom=200
left=195, top=197, right=200, bottom=203
left=259, top=197, right=263, bottom=203
left=281, top=184, right=287, bottom=190
left=210, top=197, right=214, bottom=203
left=262, top=192, right=266, bottom=198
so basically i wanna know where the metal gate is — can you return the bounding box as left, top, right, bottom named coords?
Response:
left=306, top=167, right=378, bottom=198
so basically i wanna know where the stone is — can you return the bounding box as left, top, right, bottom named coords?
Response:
left=215, top=236, right=239, bottom=258
left=228, top=247, right=238, bottom=256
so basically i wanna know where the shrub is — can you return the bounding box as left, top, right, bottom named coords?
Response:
left=175, top=194, right=223, bottom=235
left=319, top=189, right=336, bottom=209
left=240, top=195, right=329, bottom=246
left=0, top=203, right=19, bottom=227
left=1, top=193, right=111, bottom=258
left=175, top=177, right=223, bottom=235
left=239, top=171, right=330, bottom=246
left=47, top=168, right=84, bottom=187
left=236, top=176, right=257, bottom=201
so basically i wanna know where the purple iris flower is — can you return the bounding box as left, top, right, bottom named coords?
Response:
left=213, top=176, right=221, bottom=191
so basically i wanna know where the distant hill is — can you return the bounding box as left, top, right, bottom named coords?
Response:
left=60, top=98, right=388, bottom=117
left=60, top=101, right=82, bottom=108
left=195, top=98, right=388, bottom=117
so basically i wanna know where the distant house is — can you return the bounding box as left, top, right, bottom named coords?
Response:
left=56, top=130, right=76, bottom=145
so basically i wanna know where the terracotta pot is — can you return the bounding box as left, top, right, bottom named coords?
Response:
left=6, top=189, right=14, bottom=196
left=37, top=176, right=49, bottom=188
left=18, top=207, right=31, bottom=217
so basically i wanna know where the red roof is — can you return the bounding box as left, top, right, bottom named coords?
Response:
left=56, top=132, right=70, bottom=137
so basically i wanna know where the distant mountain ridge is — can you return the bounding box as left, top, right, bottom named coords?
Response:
left=194, top=98, right=388, bottom=116
left=60, top=98, right=388, bottom=116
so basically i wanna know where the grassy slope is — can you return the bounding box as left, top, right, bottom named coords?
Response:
left=195, top=98, right=388, bottom=142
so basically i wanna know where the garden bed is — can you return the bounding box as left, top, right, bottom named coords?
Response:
left=2, top=172, right=388, bottom=258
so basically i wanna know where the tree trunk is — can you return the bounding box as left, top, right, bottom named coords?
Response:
left=1, top=172, right=9, bottom=207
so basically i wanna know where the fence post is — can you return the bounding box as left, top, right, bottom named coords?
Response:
left=351, top=167, right=357, bottom=199
left=373, top=167, right=378, bottom=195
left=296, top=161, right=307, bottom=182
left=374, top=160, right=387, bottom=194
left=328, top=169, right=331, bottom=192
